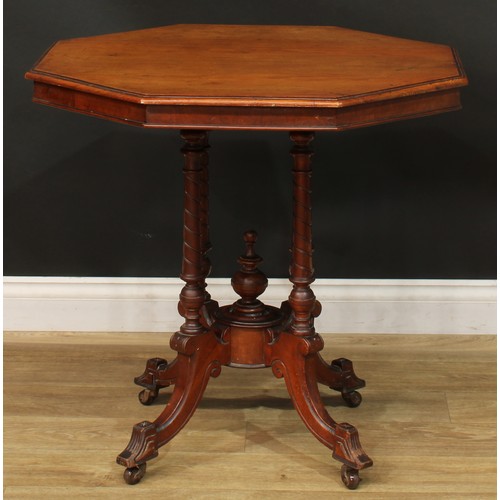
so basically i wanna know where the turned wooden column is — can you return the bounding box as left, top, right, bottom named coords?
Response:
left=200, top=134, right=213, bottom=301
left=289, top=132, right=317, bottom=336
left=179, top=130, right=209, bottom=335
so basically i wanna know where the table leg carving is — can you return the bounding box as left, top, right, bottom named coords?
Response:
left=284, top=132, right=372, bottom=487
left=134, top=358, right=178, bottom=405
left=118, top=130, right=228, bottom=484
left=270, top=334, right=372, bottom=472
left=288, top=131, right=317, bottom=337
left=117, top=330, right=229, bottom=482
left=314, top=355, right=366, bottom=408
left=199, top=132, right=219, bottom=327
left=270, top=332, right=373, bottom=487
left=179, top=130, right=210, bottom=336
left=117, top=420, right=158, bottom=471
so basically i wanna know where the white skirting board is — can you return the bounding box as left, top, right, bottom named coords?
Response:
left=3, top=277, right=497, bottom=334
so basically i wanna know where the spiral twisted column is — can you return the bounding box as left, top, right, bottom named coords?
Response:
left=200, top=133, right=212, bottom=285
left=179, top=130, right=209, bottom=335
left=289, top=131, right=316, bottom=336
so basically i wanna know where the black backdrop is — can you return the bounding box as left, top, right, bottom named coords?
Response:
left=4, top=0, right=496, bottom=279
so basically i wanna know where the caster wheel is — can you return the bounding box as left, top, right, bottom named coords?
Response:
left=138, top=389, right=158, bottom=406
left=341, top=464, right=361, bottom=490
left=123, top=463, right=147, bottom=485
left=342, top=390, right=362, bottom=408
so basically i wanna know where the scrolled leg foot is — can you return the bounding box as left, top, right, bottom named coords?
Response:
left=315, top=355, right=366, bottom=407
left=135, top=357, right=169, bottom=385
left=332, top=422, right=373, bottom=471
left=123, top=463, right=147, bottom=485
left=341, top=464, right=361, bottom=490
left=134, top=357, right=178, bottom=405
left=331, top=357, right=365, bottom=392
left=116, top=420, right=158, bottom=470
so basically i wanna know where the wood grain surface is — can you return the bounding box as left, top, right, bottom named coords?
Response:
left=26, top=25, right=466, bottom=107
left=4, top=332, right=496, bottom=498
left=25, top=24, right=467, bottom=130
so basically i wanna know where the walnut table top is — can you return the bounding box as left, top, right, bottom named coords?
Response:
left=25, top=24, right=467, bottom=131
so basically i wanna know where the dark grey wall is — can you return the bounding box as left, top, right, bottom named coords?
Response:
left=4, top=0, right=496, bottom=279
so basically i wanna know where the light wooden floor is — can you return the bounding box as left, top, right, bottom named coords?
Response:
left=4, top=332, right=496, bottom=499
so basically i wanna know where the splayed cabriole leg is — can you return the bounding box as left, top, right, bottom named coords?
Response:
left=282, top=132, right=372, bottom=487
left=117, top=130, right=229, bottom=483
left=117, top=329, right=229, bottom=481
left=270, top=333, right=373, bottom=475
left=288, top=132, right=365, bottom=409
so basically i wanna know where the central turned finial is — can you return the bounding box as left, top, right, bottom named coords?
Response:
left=231, top=230, right=268, bottom=305
left=243, top=230, right=258, bottom=258
left=215, top=230, right=283, bottom=328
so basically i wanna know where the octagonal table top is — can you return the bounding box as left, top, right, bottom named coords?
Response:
left=25, top=24, right=468, bottom=130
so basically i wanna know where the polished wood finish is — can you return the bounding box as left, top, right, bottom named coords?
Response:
left=25, top=24, right=467, bottom=130
left=178, top=130, right=211, bottom=336
left=289, top=132, right=317, bottom=337
left=117, top=133, right=372, bottom=486
left=4, top=332, right=496, bottom=497
left=25, top=24, right=468, bottom=489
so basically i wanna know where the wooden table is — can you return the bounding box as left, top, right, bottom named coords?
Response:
left=26, top=24, right=467, bottom=489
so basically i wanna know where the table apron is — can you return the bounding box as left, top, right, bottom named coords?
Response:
left=32, top=82, right=461, bottom=131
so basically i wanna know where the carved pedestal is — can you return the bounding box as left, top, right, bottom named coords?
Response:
left=117, top=130, right=373, bottom=489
